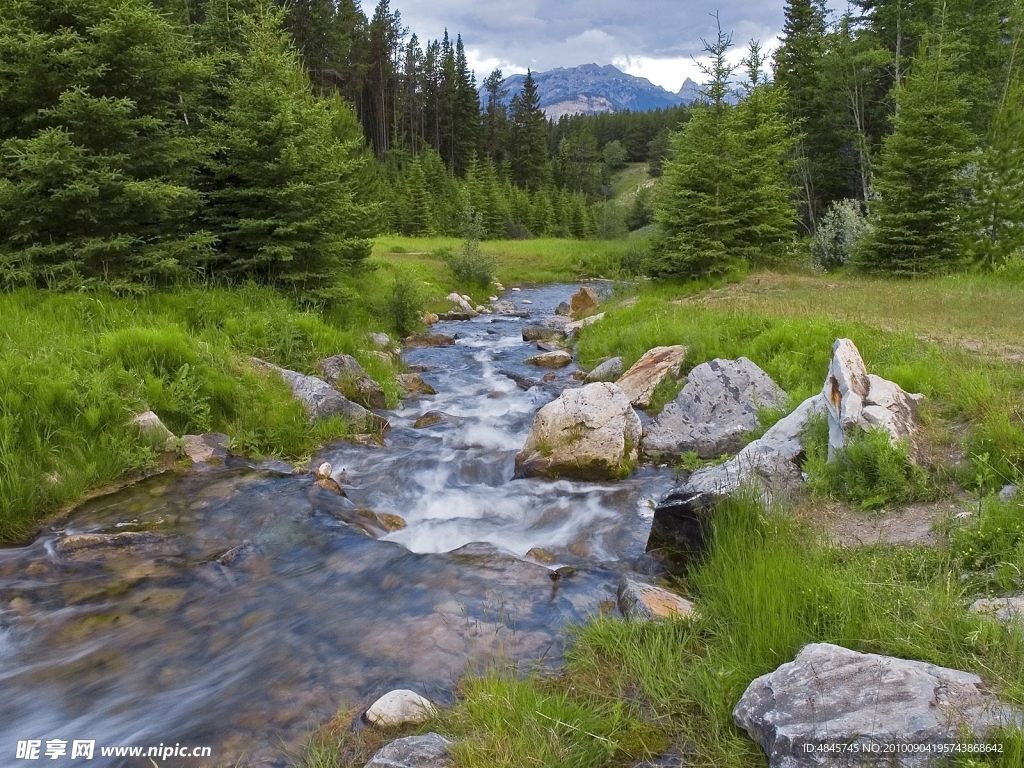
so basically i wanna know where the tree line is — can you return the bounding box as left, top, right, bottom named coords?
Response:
left=655, top=0, right=1024, bottom=278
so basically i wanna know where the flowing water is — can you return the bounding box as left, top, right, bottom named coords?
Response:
left=0, top=284, right=674, bottom=767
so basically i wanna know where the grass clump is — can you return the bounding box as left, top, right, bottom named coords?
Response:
left=803, top=417, right=934, bottom=510
left=952, top=494, right=1024, bottom=592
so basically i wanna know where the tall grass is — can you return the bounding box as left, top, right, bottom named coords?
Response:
left=0, top=285, right=400, bottom=542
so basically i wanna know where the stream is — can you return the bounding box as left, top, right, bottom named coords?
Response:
left=0, top=284, right=675, bottom=767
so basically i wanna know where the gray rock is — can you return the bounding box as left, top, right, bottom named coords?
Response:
left=132, top=411, right=176, bottom=450
left=363, top=733, right=453, bottom=768
left=617, top=577, right=696, bottom=621
left=515, top=382, right=641, bottom=481
left=998, top=484, right=1018, bottom=503
left=734, top=642, right=1023, bottom=767
left=615, top=345, right=686, bottom=408
left=555, top=301, right=571, bottom=316
left=648, top=395, right=825, bottom=554
left=498, top=369, right=539, bottom=391
left=182, top=432, right=230, bottom=464
left=251, top=358, right=388, bottom=433
left=522, top=316, right=570, bottom=342
left=492, top=299, right=527, bottom=316
left=446, top=292, right=477, bottom=316
left=644, top=357, right=787, bottom=459
left=364, top=689, right=437, bottom=728
left=319, top=354, right=387, bottom=409
left=824, top=338, right=923, bottom=460
left=57, top=531, right=163, bottom=555
left=564, top=312, right=605, bottom=338
left=369, top=332, right=392, bottom=350
left=970, top=594, right=1024, bottom=629
left=525, top=350, right=572, bottom=369
left=585, top=357, right=624, bottom=383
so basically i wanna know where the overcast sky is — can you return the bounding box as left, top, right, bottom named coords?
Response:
left=393, top=1, right=849, bottom=93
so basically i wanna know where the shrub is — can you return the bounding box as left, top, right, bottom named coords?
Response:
left=812, top=199, right=869, bottom=270
left=804, top=417, right=933, bottom=510
left=388, top=271, right=423, bottom=336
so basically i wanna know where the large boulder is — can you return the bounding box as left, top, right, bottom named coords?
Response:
left=319, top=354, right=387, bottom=409
left=823, top=338, right=923, bottom=460
left=734, top=643, right=1023, bottom=767
left=363, top=733, right=453, bottom=768
left=617, top=577, right=696, bottom=622
left=251, top=358, right=388, bottom=433
left=615, top=346, right=686, bottom=409
left=644, top=357, right=787, bottom=459
left=648, top=395, right=825, bottom=554
left=569, top=286, right=600, bottom=317
left=364, top=689, right=437, bottom=728
left=515, top=382, right=641, bottom=481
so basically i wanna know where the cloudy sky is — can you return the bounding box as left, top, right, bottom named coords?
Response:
left=393, top=1, right=849, bottom=92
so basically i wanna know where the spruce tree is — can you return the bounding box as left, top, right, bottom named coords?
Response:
left=510, top=71, right=549, bottom=190
left=652, top=21, right=743, bottom=277
left=200, top=8, right=373, bottom=296
left=733, top=42, right=798, bottom=265
left=968, top=76, right=1024, bottom=268
left=0, top=0, right=209, bottom=290
left=858, top=28, right=976, bottom=276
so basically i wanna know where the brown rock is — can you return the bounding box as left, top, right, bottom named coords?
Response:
left=569, top=286, right=600, bottom=317
left=397, top=373, right=437, bottom=396
left=405, top=332, right=455, bottom=348
left=615, top=345, right=686, bottom=408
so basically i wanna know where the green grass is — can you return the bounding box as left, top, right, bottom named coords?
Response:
left=0, top=284, right=405, bottom=543
left=372, top=236, right=649, bottom=288
left=607, top=163, right=653, bottom=202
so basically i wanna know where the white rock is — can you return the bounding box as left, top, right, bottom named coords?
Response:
left=515, top=382, right=641, bottom=480
left=564, top=312, right=605, bottom=338
left=823, top=338, right=922, bottom=460
left=315, top=462, right=333, bottom=480
left=446, top=292, right=476, bottom=315
left=364, top=689, right=437, bottom=728
left=132, top=411, right=176, bottom=450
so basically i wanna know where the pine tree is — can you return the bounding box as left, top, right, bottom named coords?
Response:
left=858, top=27, right=976, bottom=275
left=482, top=68, right=510, bottom=167
left=774, top=0, right=846, bottom=228
left=200, top=8, right=373, bottom=296
left=401, top=156, right=433, bottom=235
left=733, top=41, right=798, bottom=265
left=0, top=0, right=210, bottom=289
left=451, top=35, right=480, bottom=175
left=967, top=76, right=1024, bottom=268
left=510, top=71, right=549, bottom=190
left=652, top=20, right=743, bottom=277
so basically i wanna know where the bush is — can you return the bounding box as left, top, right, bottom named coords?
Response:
left=804, top=417, right=933, bottom=510
left=388, top=271, right=424, bottom=336
left=812, top=199, right=869, bottom=270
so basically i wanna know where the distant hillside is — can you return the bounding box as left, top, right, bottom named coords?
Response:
left=482, top=64, right=703, bottom=120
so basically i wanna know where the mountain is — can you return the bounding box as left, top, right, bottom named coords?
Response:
left=677, top=78, right=702, bottom=104
left=482, top=63, right=688, bottom=120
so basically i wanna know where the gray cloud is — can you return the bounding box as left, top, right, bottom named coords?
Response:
left=391, top=1, right=846, bottom=90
